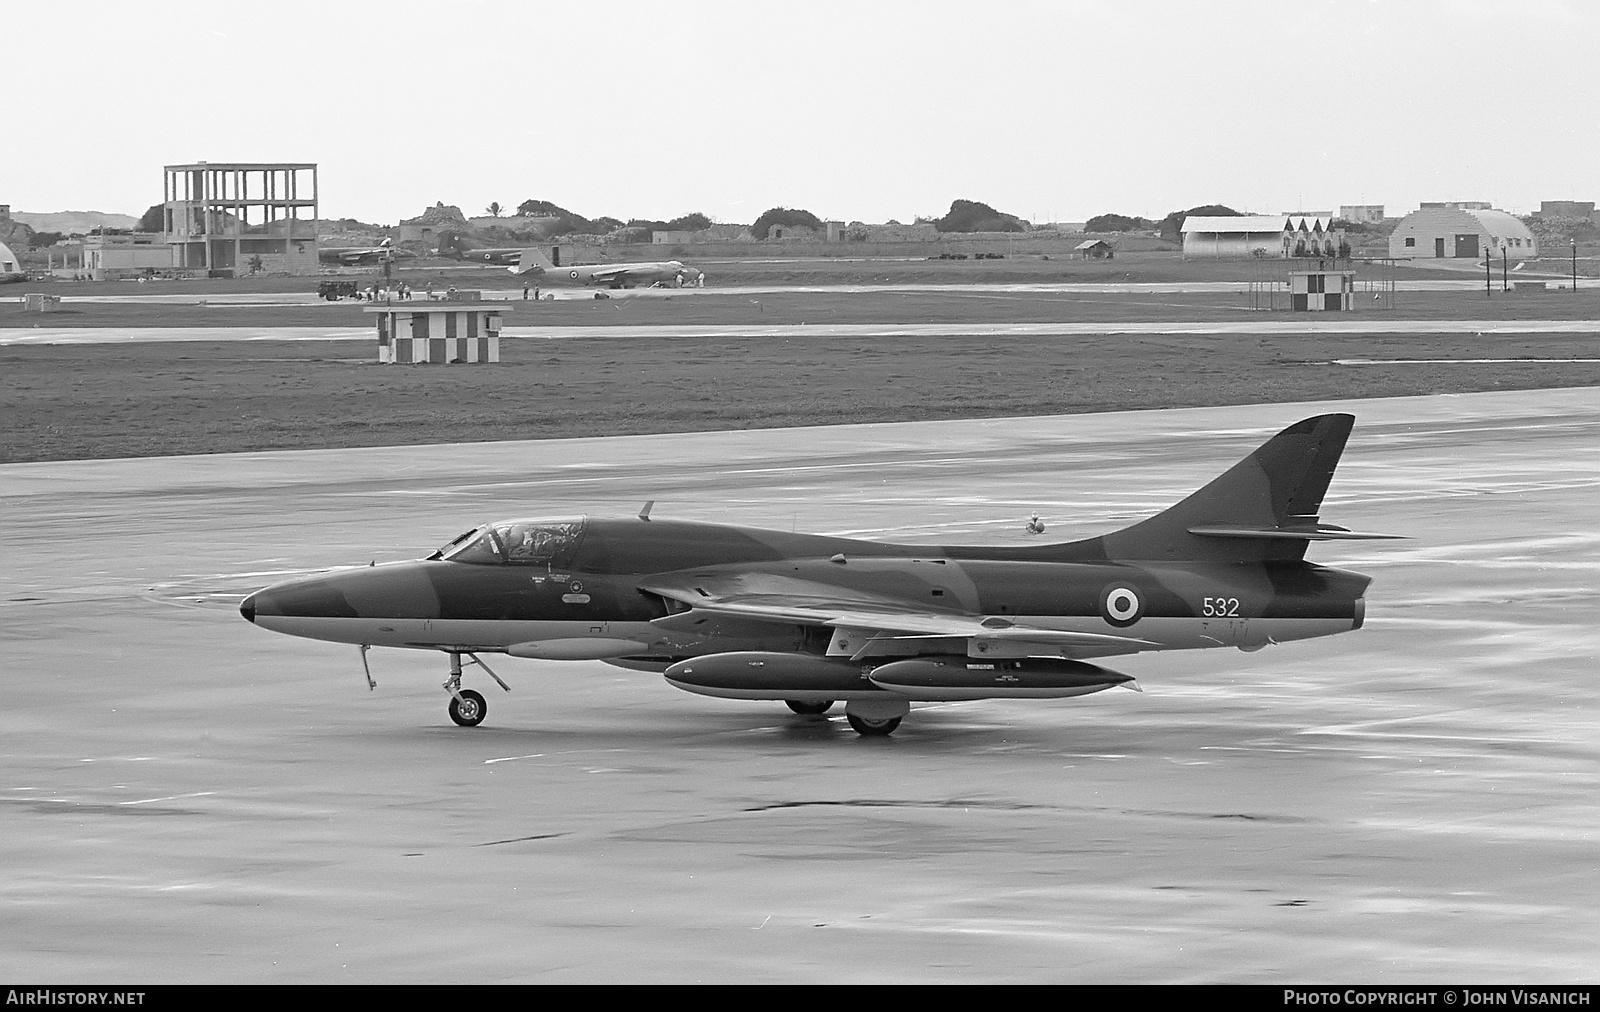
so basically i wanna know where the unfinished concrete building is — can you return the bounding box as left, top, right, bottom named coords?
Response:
left=163, top=162, right=318, bottom=275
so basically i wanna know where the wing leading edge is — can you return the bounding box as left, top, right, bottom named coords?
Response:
left=641, top=577, right=1157, bottom=660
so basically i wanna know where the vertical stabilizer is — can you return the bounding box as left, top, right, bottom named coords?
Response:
left=511, top=247, right=555, bottom=276
left=1088, top=414, right=1356, bottom=563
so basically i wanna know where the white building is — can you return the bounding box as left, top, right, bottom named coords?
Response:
left=82, top=233, right=174, bottom=280
left=1388, top=206, right=1537, bottom=259
left=0, top=239, right=20, bottom=274
left=1339, top=204, right=1385, bottom=224
left=1181, top=215, right=1343, bottom=258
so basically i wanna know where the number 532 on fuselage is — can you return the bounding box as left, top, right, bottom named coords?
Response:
left=239, top=414, right=1402, bottom=736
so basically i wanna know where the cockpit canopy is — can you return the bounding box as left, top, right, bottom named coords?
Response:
left=436, top=518, right=587, bottom=567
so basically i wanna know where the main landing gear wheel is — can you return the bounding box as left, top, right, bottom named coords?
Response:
left=846, top=713, right=901, bottom=736
left=785, top=699, right=834, bottom=716
left=449, top=689, right=487, bottom=727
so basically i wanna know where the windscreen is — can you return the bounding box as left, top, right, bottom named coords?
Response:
left=440, top=518, right=586, bottom=567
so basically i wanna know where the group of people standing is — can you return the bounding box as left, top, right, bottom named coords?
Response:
left=363, top=282, right=413, bottom=301
left=362, top=281, right=469, bottom=301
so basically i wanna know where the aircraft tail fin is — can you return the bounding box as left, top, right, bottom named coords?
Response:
left=509, top=247, right=554, bottom=276
left=1079, top=414, right=1397, bottom=563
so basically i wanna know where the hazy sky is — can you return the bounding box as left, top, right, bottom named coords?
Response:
left=7, top=0, right=1597, bottom=224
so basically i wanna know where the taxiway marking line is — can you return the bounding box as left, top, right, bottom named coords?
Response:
left=4, top=319, right=1597, bottom=345
left=119, top=791, right=217, bottom=806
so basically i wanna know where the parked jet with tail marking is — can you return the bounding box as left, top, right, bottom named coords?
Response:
left=240, top=415, right=1401, bottom=736
left=449, top=246, right=526, bottom=266
left=318, top=238, right=411, bottom=266
left=507, top=247, right=703, bottom=288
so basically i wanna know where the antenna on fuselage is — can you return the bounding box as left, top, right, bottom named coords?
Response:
left=638, top=500, right=655, bottom=522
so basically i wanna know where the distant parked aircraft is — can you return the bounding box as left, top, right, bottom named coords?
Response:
left=318, top=239, right=411, bottom=266
left=509, top=247, right=703, bottom=288
left=446, top=246, right=527, bottom=267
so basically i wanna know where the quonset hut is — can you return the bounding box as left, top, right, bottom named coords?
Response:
left=1388, top=206, right=1537, bottom=259
left=1180, top=215, right=1290, bottom=258
left=1180, top=215, right=1342, bottom=259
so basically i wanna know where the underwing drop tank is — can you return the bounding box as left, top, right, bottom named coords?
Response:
left=664, top=652, right=887, bottom=702
left=867, top=656, right=1135, bottom=700
left=665, top=651, right=1135, bottom=703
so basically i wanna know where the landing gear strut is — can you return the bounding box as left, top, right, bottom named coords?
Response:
left=443, top=651, right=509, bottom=727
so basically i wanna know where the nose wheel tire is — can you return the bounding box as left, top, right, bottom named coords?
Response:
left=449, top=689, right=487, bottom=727
left=785, top=699, right=834, bottom=716
left=846, top=713, right=901, bottom=736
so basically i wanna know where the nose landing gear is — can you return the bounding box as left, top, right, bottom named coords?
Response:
left=442, top=650, right=509, bottom=727
left=449, top=689, right=487, bottom=727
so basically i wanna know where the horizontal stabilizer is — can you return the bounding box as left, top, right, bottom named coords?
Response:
left=1189, top=524, right=1407, bottom=541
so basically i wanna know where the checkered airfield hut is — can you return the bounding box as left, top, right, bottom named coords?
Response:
left=364, top=292, right=510, bottom=364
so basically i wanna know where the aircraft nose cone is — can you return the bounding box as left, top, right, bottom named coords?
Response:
left=239, top=592, right=257, bottom=624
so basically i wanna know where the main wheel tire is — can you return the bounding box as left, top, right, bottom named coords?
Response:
left=846, top=713, right=901, bottom=737
left=786, top=700, right=834, bottom=716
left=449, top=689, right=487, bottom=727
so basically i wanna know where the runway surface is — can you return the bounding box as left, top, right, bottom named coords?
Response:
left=2, top=389, right=1596, bottom=982
left=10, top=275, right=1572, bottom=308
left=4, top=317, right=1598, bottom=346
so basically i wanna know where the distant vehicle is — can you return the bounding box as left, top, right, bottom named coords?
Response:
left=319, top=239, right=411, bottom=266
left=508, top=247, right=703, bottom=288
left=317, top=280, right=360, bottom=301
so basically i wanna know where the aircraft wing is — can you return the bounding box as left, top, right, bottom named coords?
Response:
left=641, top=574, right=1157, bottom=656
left=584, top=265, right=637, bottom=280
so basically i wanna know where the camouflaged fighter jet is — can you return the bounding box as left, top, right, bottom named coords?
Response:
left=506, top=247, right=702, bottom=288
left=239, top=414, right=1400, bottom=736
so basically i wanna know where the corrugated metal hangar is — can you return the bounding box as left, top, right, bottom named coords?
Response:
left=1388, top=206, right=1537, bottom=259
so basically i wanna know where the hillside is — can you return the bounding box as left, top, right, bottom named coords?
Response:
left=11, top=210, right=140, bottom=234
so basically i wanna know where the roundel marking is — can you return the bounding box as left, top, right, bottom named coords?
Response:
left=1099, top=584, right=1144, bottom=627
left=569, top=269, right=580, bottom=279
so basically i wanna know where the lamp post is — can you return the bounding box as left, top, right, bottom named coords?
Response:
left=1572, top=238, right=1578, bottom=292
left=1484, top=248, right=1492, bottom=298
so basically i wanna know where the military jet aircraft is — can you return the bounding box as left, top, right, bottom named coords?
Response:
left=507, top=247, right=703, bottom=288
left=318, top=239, right=411, bottom=266
left=449, top=246, right=525, bottom=266
left=239, top=414, right=1399, bottom=736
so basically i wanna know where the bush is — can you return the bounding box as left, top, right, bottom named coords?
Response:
left=934, top=199, right=1024, bottom=233
left=1158, top=204, right=1240, bottom=243
left=515, top=199, right=596, bottom=236
left=1084, top=213, right=1152, bottom=233
left=752, top=207, right=823, bottom=240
